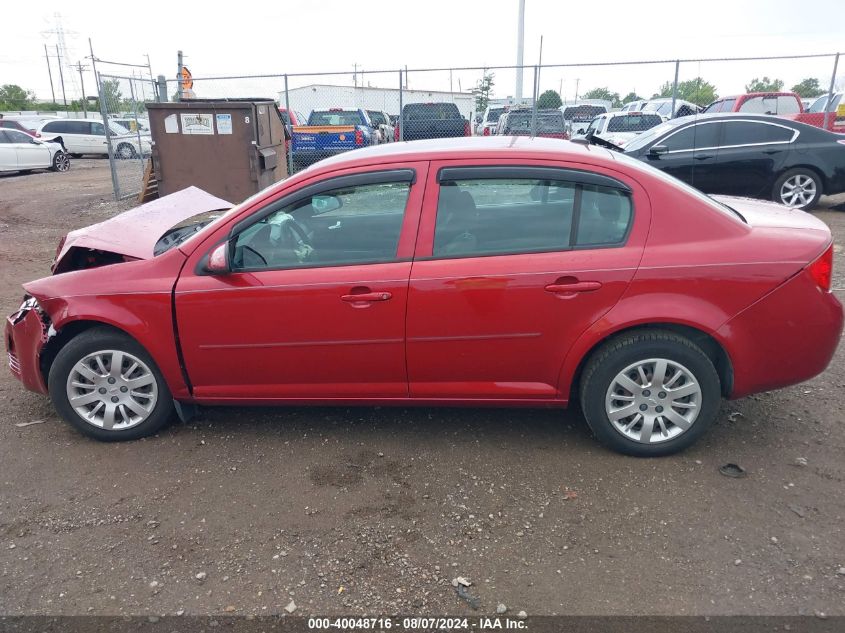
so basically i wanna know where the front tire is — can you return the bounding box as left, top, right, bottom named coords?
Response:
left=579, top=330, right=721, bottom=456
left=51, top=151, right=70, bottom=172
left=773, top=168, right=822, bottom=210
left=48, top=328, right=174, bottom=441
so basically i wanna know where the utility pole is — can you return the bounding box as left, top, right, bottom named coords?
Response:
left=575, top=78, right=580, bottom=103
left=56, top=45, right=67, bottom=108
left=515, top=0, right=525, bottom=99
left=44, top=45, right=56, bottom=104
left=536, top=34, right=543, bottom=105
left=353, top=63, right=358, bottom=88
left=177, top=50, right=184, bottom=101
left=75, top=62, right=88, bottom=118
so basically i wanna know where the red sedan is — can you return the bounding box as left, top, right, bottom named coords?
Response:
left=6, top=138, right=842, bottom=456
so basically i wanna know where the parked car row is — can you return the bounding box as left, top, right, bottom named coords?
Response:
left=0, top=129, right=70, bottom=174
left=585, top=113, right=845, bottom=210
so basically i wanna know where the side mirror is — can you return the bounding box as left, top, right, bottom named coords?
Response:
left=576, top=128, right=585, bottom=135
left=205, top=242, right=230, bottom=274
left=311, top=194, right=342, bottom=214
left=649, top=144, right=668, bottom=156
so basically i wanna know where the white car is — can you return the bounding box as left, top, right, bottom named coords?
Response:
left=111, top=118, right=151, bottom=135
left=620, top=100, right=648, bottom=113
left=37, top=119, right=151, bottom=159
left=476, top=105, right=509, bottom=135
left=641, top=98, right=701, bottom=119
left=578, top=111, right=664, bottom=148
left=0, top=128, right=70, bottom=173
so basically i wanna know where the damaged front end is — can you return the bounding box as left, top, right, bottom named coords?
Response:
left=6, top=294, right=55, bottom=394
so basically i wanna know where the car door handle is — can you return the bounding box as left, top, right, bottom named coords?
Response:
left=693, top=154, right=714, bottom=160
left=545, top=281, right=602, bottom=294
left=341, top=291, right=392, bottom=303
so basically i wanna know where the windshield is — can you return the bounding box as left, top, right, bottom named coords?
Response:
left=505, top=111, right=565, bottom=132
left=154, top=210, right=230, bottom=256
left=405, top=103, right=462, bottom=120
left=367, top=111, right=386, bottom=125
left=562, top=105, right=606, bottom=122
left=606, top=114, right=663, bottom=133
left=486, top=107, right=506, bottom=123
left=308, top=111, right=362, bottom=126
left=622, top=118, right=686, bottom=152
left=808, top=93, right=841, bottom=112
left=611, top=151, right=745, bottom=223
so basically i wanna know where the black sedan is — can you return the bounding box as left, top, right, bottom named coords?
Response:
left=615, top=114, right=845, bottom=210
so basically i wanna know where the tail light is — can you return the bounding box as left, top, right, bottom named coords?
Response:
left=464, top=120, right=471, bottom=136
left=395, top=126, right=400, bottom=141
left=483, top=127, right=490, bottom=136
left=355, top=129, right=363, bottom=146
left=807, top=245, right=833, bottom=291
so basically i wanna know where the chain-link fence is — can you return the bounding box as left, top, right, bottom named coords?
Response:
left=112, top=52, right=841, bottom=191
left=96, top=73, right=157, bottom=200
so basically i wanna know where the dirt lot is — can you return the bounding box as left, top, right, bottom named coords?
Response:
left=0, top=160, right=844, bottom=617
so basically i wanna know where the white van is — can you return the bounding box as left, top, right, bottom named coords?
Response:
left=37, top=119, right=151, bottom=158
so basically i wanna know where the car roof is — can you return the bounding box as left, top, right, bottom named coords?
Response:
left=305, top=136, right=619, bottom=171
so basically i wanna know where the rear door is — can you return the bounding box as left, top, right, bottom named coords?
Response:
left=0, top=131, right=18, bottom=171
left=711, top=120, right=794, bottom=197
left=406, top=161, right=649, bottom=400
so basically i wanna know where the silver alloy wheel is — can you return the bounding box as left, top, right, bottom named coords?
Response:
left=116, top=144, right=135, bottom=160
left=55, top=153, right=70, bottom=172
left=65, top=349, right=158, bottom=430
left=605, top=358, right=702, bottom=444
left=779, top=173, right=817, bottom=208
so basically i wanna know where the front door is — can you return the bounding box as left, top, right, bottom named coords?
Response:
left=708, top=119, right=793, bottom=198
left=175, top=164, right=427, bottom=400
left=642, top=120, right=723, bottom=193
left=8, top=130, right=50, bottom=168
left=406, top=161, right=649, bottom=400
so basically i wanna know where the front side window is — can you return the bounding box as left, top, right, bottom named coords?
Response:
left=432, top=176, right=632, bottom=258
left=6, top=130, right=33, bottom=144
left=0, top=130, right=10, bottom=143
left=232, top=180, right=411, bottom=271
left=661, top=122, right=721, bottom=151
left=91, top=122, right=106, bottom=136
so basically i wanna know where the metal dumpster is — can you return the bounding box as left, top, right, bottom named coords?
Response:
left=146, top=99, right=288, bottom=203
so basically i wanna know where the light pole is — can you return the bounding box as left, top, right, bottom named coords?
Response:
left=515, top=0, right=525, bottom=99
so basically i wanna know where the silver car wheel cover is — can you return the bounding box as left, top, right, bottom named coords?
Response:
left=605, top=357, right=702, bottom=444
left=780, top=174, right=817, bottom=208
left=65, top=349, right=158, bottom=430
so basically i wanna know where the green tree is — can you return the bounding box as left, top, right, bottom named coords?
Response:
left=0, top=84, right=36, bottom=110
left=791, top=77, right=826, bottom=98
left=656, top=78, right=718, bottom=106
left=622, top=92, right=644, bottom=104
left=582, top=87, right=622, bottom=108
left=472, top=71, right=495, bottom=113
left=745, top=77, right=784, bottom=92
left=536, top=89, right=562, bottom=109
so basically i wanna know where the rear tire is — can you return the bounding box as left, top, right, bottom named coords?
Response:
left=579, top=330, right=721, bottom=457
left=115, top=143, right=137, bottom=160
left=48, top=327, right=174, bottom=441
left=773, top=168, right=822, bottom=210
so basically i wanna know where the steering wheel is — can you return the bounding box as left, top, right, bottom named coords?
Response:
left=282, top=215, right=313, bottom=249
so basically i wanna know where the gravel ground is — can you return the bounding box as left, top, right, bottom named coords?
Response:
left=0, top=160, right=843, bottom=617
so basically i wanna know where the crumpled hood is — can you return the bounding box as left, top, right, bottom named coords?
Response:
left=54, top=186, right=231, bottom=272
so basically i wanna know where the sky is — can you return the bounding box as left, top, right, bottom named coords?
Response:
left=1, top=0, right=843, bottom=106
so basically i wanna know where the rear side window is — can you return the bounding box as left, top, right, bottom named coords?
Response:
left=721, top=121, right=794, bottom=145
left=777, top=96, right=801, bottom=114
left=739, top=96, right=779, bottom=114
left=41, top=120, right=65, bottom=133
left=433, top=176, right=632, bottom=258
left=607, top=114, right=663, bottom=133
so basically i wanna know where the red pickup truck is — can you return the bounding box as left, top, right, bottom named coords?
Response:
left=786, top=92, right=845, bottom=133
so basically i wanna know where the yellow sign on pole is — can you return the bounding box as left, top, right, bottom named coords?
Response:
left=180, top=66, right=193, bottom=90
